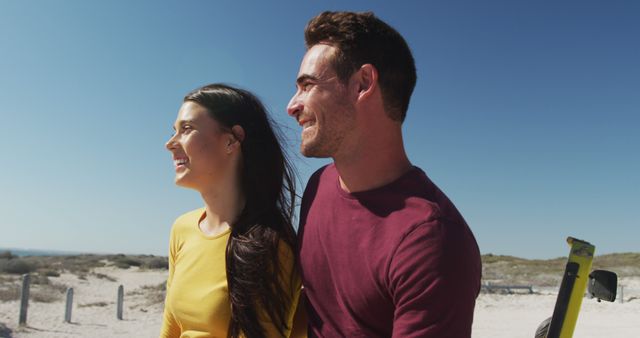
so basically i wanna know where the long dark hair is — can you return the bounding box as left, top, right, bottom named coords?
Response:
left=184, top=84, right=298, bottom=338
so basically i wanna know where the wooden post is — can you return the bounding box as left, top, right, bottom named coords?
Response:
left=64, top=288, right=74, bottom=323
left=117, top=285, right=124, bottom=320
left=619, top=285, right=624, bottom=304
left=19, top=274, right=30, bottom=326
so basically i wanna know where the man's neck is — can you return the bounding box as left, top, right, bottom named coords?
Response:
left=334, top=130, right=412, bottom=193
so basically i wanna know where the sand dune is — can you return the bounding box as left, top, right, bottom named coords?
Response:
left=1, top=259, right=639, bottom=337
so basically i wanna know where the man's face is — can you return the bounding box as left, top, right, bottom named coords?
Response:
left=287, top=44, right=356, bottom=158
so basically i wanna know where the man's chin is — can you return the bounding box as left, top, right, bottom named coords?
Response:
left=301, top=143, right=330, bottom=158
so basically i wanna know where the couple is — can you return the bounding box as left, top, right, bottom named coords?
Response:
left=161, top=11, right=481, bottom=338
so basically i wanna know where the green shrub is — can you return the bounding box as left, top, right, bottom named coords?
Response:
left=79, top=301, right=109, bottom=308
left=0, top=285, right=20, bottom=302
left=60, top=254, right=105, bottom=274
left=141, top=282, right=167, bottom=305
left=93, top=272, right=117, bottom=282
left=0, top=259, right=36, bottom=274
left=114, top=261, right=132, bottom=269
left=112, top=256, right=142, bottom=269
left=32, top=289, right=61, bottom=303
left=0, top=251, right=14, bottom=260
left=31, top=274, right=50, bottom=285
left=44, top=270, right=61, bottom=277
left=143, top=257, right=168, bottom=270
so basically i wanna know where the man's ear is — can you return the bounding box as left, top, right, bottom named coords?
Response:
left=354, top=64, right=378, bottom=101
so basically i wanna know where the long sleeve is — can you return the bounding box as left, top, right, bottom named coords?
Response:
left=159, top=225, right=181, bottom=338
left=260, top=242, right=303, bottom=338
left=289, top=289, right=308, bottom=338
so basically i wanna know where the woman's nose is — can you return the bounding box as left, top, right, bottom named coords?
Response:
left=165, top=134, right=177, bottom=151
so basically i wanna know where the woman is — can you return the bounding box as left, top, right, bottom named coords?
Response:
left=161, top=84, right=301, bottom=338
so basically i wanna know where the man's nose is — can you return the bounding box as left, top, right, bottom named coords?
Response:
left=287, top=95, right=303, bottom=118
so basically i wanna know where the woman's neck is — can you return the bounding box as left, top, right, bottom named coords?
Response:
left=199, top=178, right=245, bottom=237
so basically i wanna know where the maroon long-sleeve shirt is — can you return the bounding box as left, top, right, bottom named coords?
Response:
left=298, top=164, right=481, bottom=337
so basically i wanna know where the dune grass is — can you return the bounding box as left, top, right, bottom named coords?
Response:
left=0, top=252, right=168, bottom=305
left=481, top=252, right=640, bottom=286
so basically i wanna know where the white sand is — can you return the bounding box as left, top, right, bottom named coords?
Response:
left=0, top=266, right=167, bottom=337
left=473, top=277, right=640, bottom=338
left=2, top=268, right=639, bottom=337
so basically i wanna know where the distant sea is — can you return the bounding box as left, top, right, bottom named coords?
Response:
left=0, top=247, right=83, bottom=257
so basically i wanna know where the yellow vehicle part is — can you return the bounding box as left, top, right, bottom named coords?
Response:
left=546, top=237, right=595, bottom=338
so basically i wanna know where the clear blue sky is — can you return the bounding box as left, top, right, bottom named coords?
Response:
left=0, top=0, right=638, bottom=259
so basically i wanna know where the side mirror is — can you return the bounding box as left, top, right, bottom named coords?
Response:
left=588, top=270, right=617, bottom=302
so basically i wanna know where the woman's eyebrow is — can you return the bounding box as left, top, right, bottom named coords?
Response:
left=173, top=119, right=195, bottom=130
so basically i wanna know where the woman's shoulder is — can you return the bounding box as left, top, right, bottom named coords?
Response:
left=276, top=239, right=297, bottom=268
left=172, top=207, right=205, bottom=231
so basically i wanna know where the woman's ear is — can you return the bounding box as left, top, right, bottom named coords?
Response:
left=227, top=125, right=245, bottom=154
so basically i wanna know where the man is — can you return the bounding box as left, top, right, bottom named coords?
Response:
left=287, top=11, right=482, bottom=338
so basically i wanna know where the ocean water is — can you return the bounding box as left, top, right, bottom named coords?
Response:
left=0, top=247, right=80, bottom=257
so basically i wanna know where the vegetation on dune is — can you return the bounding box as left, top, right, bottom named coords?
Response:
left=3, top=249, right=635, bottom=295
left=0, top=252, right=168, bottom=277
left=79, top=301, right=110, bottom=308
left=0, top=283, right=20, bottom=302
left=0, top=251, right=15, bottom=260
left=106, top=254, right=168, bottom=270
left=125, top=281, right=168, bottom=308
left=31, top=287, right=65, bottom=303
left=137, top=282, right=167, bottom=306
left=0, top=259, right=37, bottom=275
left=591, top=252, right=640, bottom=277
left=0, top=252, right=169, bottom=304
left=482, top=252, right=640, bottom=286
left=0, top=273, right=66, bottom=303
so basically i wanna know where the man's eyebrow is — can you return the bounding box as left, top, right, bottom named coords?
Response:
left=296, top=74, right=320, bottom=85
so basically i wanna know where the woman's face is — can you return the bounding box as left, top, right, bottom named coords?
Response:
left=165, top=101, right=234, bottom=191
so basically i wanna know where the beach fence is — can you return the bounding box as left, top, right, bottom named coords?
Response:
left=619, top=285, right=624, bottom=303
left=18, top=274, right=30, bottom=326
left=483, top=280, right=634, bottom=303
left=481, top=281, right=535, bottom=294
left=16, top=273, right=127, bottom=326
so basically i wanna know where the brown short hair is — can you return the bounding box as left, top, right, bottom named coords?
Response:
left=304, top=11, right=417, bottom=122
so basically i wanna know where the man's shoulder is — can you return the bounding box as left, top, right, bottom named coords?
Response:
left=300, top=164, right=335, bottom=202
left=307, top=163, right=335, bottom=184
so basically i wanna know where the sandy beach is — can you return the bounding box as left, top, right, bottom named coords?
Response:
left=1, top=261, right=639, bottom=337
left=473, top=279, right=640, bottom=338
left=0, top=266, right=166, bottom=338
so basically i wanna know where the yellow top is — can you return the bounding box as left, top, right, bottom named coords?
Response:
left=160, top=208, right=301, bottom=338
